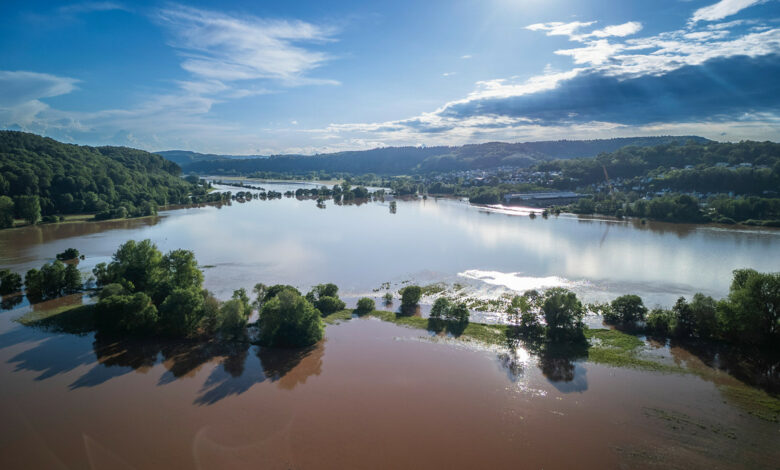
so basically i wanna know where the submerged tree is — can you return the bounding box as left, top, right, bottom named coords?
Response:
left=257, top=288, right=324, bottom=347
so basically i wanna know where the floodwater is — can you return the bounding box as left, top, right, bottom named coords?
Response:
left=0, top=185, right=779, bottom=469
left=1, top=184, right=778, bottom=314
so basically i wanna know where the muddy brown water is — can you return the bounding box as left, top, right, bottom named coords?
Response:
left=1, top=187, right=779, bottom=468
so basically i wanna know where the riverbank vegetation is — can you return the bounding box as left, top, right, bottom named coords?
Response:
left=0, top=131, right=206, bottom=229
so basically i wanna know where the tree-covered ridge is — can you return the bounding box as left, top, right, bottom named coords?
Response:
left=539, top=140, right=780, bottom=194
left=0, top=131, right=196, bottom=222
left=175, top=136, right=709, bottom=176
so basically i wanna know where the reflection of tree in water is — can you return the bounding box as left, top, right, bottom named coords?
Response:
left=257, top=341, right=324, bottom=390
left=498, top=331, right=589, bottom=393
left=1, top=294, right=24, bottom=310
left=669, top=339, right=780, bottom=395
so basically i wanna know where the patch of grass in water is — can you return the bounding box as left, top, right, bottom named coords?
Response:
left=16, top=303, right=96, bottom=335
left=322, top=310, right=354, bottom=325
left=585, top=328, right=684, bottom=373
left=718, top=384, right=780, bottom=423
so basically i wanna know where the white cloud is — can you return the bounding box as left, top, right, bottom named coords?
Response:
left=589, top=21, right=643, bottom=38
left=526, top=21, right=596, bottom=39
left=555, top=39, right=624, bottom=65
left=155, top=5, right=338, bottom=85
left=691, top=0, right=765, bottom=23
left=460, top=54, right=473, bottom=59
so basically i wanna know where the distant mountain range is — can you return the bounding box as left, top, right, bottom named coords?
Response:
left=157, top=136, right=712, bottom=175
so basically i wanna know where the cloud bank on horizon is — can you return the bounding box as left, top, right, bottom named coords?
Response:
left=0, top=0, right=778, bottom=154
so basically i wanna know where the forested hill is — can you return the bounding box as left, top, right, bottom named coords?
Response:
left=172, top=136, right=710, bottom=176
left=0, top=131, right=195, bottom=219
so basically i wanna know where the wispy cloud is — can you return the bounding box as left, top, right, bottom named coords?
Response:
left=691, top=0, right=766, bottom=23
left=0, top=71, right=78, bottom=128
left=155, top=5, right=339, bottom=86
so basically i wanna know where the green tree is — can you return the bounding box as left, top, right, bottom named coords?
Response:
left=158, top=287, right=206, bottom=337
left=717, top=269, right=779, bottom=345
left=356, top=297, right=375, bottom=314
left=606, top=295, right=648, bottom=325
left=14, top=195, right=40, bottom=225
left=40, top=260, right=66, bottom=298
left=430, top=297, right=451, bottom=319
left=63, top=264, right=82, bottom=294
left=95, top=291, right=158, bottom=334
left=445, top=302, right=470, bottom=324
left=400, top=285, right=422, bottom=313
left=541, top=288, right=585, bottom=341
left=24, top=269, right=43, bottom=300
left=257, top=289, right=323, bottom=347
left=0, top=196, right=13, bottom=228
left=0, top=269, right=22, bottom=295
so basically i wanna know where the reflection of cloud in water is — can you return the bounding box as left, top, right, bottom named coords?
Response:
left=459, top=269, right=578, bottom=293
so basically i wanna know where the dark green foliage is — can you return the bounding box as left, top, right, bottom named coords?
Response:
left=305, top=283, right=345, bottom=315
left=430, top=297, right=451, bottom=319
left=605, top=295, right=648, bottom=325
left=356, top=297, right=375, bottom=314
left=95, top=291, right=158, bottom=334
left=541, top=288, right=585, bottom=341
left=91, top=239, right=209, bottom=337
left=158, top=288, right=205, bottom=336
left=446, top=302, right=470, bottom=324
left=257, top=289, right=324, bottom=347
left=255, top=284, right=300, bottom=306
left=23, top=260, right=79, bottom=301
left=0, top=269, right=22, bottom=295
left=0, top=196, right=13, bottom=228
left=14, top=195, right=40, bottom=224
left=315, top=296, right=346, bottom=315
left=400, top=285, right=422, bottom=309
left=645, top=308, right=675, bottom=336
left=717, top=269, right=779, bottom=345
left=63, top=264, right=82, bottom=294
left=0, top=131, right=195, bottom=222
left=56, top=248, right=80, bottom=261
left=24, top=269, right=43, bottom=300
left=383, top=292, right=393, bottom=304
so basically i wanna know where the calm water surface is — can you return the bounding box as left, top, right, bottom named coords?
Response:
left=1, top=185, right=778, bottom=314
left=0, top=185, right=778, bottom=469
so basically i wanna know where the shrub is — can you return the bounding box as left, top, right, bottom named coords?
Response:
left=356, top=297, right=375, bottom=314
left=56, top=248, right=80, bottom=261
left=316, top=296, right=346, bottom=315
left=383, top=292, right=393, bottom=304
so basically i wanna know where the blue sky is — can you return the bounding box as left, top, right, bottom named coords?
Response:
left=1, top=0, right=779, bottom=154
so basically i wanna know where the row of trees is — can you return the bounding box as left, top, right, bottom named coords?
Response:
left=570, top=193, right=780, bottom=226
left=25, top=260, right=82, bottom=301
left=507, top=288, right=586, bottom=342
left=596, top=269, right=778, bottom=346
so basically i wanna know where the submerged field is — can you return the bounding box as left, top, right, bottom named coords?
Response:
left=1, top=185, right=778, bottom=469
